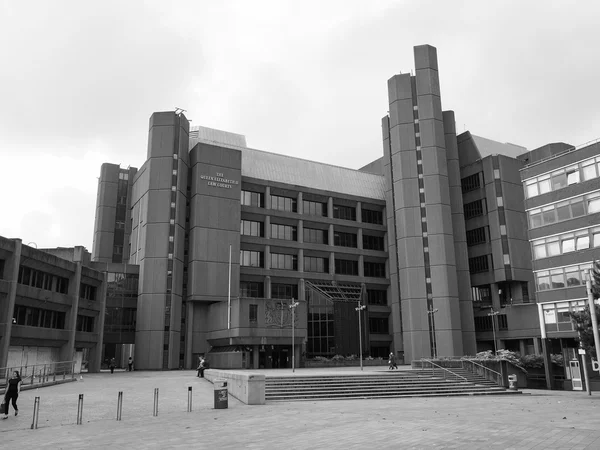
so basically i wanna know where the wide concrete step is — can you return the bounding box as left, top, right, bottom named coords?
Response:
left=266, top=386, right=507, bottom=396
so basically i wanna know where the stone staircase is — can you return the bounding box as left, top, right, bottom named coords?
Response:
left=265, top=370, right=519, bottom=402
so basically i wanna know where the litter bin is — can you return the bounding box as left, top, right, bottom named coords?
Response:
left=214, top=379, right=228, bottom=409
left=508, top=374, right=518, bottom=391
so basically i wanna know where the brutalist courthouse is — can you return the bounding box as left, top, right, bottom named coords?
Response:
left=93, top=45, right=540, bottom=370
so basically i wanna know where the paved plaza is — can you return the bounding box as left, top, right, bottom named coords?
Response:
left=2, top=368, right=600, bottom=449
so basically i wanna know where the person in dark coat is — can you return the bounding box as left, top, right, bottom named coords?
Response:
left=110, top=358, right=116, bottom=374
left=2, top=371, right=22, bottom=419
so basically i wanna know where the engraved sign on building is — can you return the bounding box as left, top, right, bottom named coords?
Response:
left=200, top=172, right=239, bottom=189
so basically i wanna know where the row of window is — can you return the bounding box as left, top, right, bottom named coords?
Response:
left=13, top=305, right=66, bottom=329
left=76, top=315, right=95, bottom=332
left=464, top=199, right=485, bottom=219
left=474, top=314, right=508, bottom=332
left=461, top=173, right=481, bottom=193
left=525, top=155, right=600, bottom=198
left=104, top=307, right=137, bottom=333
left=240, top=190, right=383, bottom=224
left=240, top=250, right=386, bottom=276
left=468, top=255, right=490, bottom=273
left=528, top=191, right=600, bottom=229
left=18, top=266, right=69, bottom=294
left=240, top=220, right=384, bottom=249
left=535, top=262, right=592, bottom=291
left=532, top=226, right=600, bottom=260
left=466, top=227, right=487, bottom=246
left=80, top=283, right=97, bottom=301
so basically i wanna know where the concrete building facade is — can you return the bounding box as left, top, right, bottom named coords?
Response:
left=0, top=237, right=107, bottom=372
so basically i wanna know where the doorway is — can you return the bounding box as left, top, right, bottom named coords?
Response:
left=570, top=360, right=582, bottom=390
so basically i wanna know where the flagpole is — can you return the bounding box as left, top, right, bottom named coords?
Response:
left=228, top=244, right=231, bottom=330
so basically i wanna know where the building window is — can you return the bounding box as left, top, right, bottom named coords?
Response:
left=369, top=318, right=389, bottom=334
left=474, top=315, right=507, bottom=332
left=240, top=250, right=264, bottom=268
left=80, top=283, right=97, bottom=301
left=272, top=283, right=298, bottom=299
left=55, top=276, right=69, bottom=294
left=76, top=315, right=95, bottom=332
left=303, top=200, right=327, bottom=217
left=461, top=173, right=481, bottom=193
left=333, top=205, right=356, bottom=221
left=466, top=227, right=487, bottom=246
left=364, top=262, right=386, bottom=278
left=271, top=223, right=297, bottom=241
left=304, top=256, right=328, bottom=273
left=522, top=282, right=530, bottom=303
left=241, top=220, right=264, bottom=237
left=241, top=190, right=265, bottom=207
left=363, top=234, right=385, bottom=251
left=240, top=281, right=264, bottom=298
left=271, top=195, right=297, bottom=212
left=532, top=229, right=593, bottom=260
left=361, top=209, right=383, bottom=225
left=114, top=245, right=123, bottom=255
left=367, top=289, right=387, bottom=305
left=303, top=228, right=328, bottom=245
left=528, top=191, right=600, bottom=229
left=270, top=253, right=298, bottom=271
left=249, top=304, right=258, bottom=324
left=335, top=259, right=358, bottom=276
left=463, top=200, right=485, bottom=219
left=334, top=231, right=357, bottom=248
left=535, top=262, right=593, bottom=291
left=472, top=285, right=492, bottom=304
left=468, top=255, right=489, bottom=273
left=307, top=291, right=334, bottom=356
left=524, top=156, right=600, bottom=199
left=13, top=305, right=66, bottom=329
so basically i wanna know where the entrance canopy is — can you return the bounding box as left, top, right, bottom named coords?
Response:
left=305, top=281, right=364, bottom=303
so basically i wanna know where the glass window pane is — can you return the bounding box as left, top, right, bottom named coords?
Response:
left=582, top=161, right=597, bottom=181
left=576, top=235, right=590, bottom=250
left=593, top=231, right=600, bottom=247
left=571, top=199, right=585, bottom=217
left=533, top=243, right=547, bottom=259
left=530, top=212, right=542, bottom=228
left=547, top=240, right=560, bottom=256
left=551, top=270, right=565, bottom=289
left=537, top=272, right=550, bottom=291
left=526, top=181, right=539, bottom=198
left=566, top=269, right=581, bottom=286
left=567, top=167, right=580, bottom=185
left=538, top=177, right=551, bottom=194
left=561, top=238, right=575, bottom=253
left=556, top=202, right=570, bottom=221
left=542, top=207, right=556, bottom=225
left=588, top=198, right=600, bottom=214
left=552, top=172, right=567, bottom=190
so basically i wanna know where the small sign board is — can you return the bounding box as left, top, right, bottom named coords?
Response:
left=578, top=348, right=586, bottom=355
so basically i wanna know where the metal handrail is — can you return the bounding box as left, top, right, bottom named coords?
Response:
left=420, top=359, right=469, bottom=382
left=461, top=358, right=501, bottom=377
left=1, top=360, right=76, bottom=388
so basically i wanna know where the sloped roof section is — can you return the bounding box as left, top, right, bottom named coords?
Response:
left=471, top=135, right=527, bottom=159
left=242, top=148, right=386, bottom=200
left=188, top=126, right=386, bottom=200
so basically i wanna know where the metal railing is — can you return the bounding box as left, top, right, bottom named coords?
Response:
left=461, top=358, right=503, bottom=386
left=1, top=361, right=76, bottom=390
left=419, top=359, right=469, bottom=382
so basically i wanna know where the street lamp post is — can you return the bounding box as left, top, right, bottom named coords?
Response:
left=355, top=302, right=366, bottom=371
left=427, top=308, right=439, bottom=359
left=488, top=308, right=500, bottom=354
left=289, top=300, right=299, bottom=373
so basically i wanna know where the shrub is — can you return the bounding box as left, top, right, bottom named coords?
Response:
left=331, top=354, right=345, bottom=361
left=520, top=354, right=544, bottom=369
left=345, top=354, right=357, bottom=361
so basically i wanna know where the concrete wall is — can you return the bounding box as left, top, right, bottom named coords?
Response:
left=205, top=369, right=265, bottom=405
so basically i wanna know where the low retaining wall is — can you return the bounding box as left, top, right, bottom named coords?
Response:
left=205, top=370, right=265, bottom=405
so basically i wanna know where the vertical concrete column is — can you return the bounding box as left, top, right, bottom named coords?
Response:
left=297, top=219, right=303, bottom=244
left=252, top=345, right=260, bottom=369
left=265, top=186, right=271, bottom=209
left=297, top=192, right=303, bottom=214
left=359, top=255, right=364, bottom=277
left=265, top=276, right=272, bottom=299
left=357, top=228, right=363, bottom=250
left=444, top=109, right=476, bottom=355
left=356, top=202, right=362, bottom=223
left=264, top=216, right=271, bottom=239
left=328, top=224, right=334, bottom=248
left=0, top=239, right=22, bottom=369
left=298, top=249, right=304, bottom=273
left=264, top=245, right=271, bottom=270
left=62, top=262, right=82, bottom=362
left=185, top=302, right=194, bottom=369
left=299, top=279, right=305, bottom=302
left=88, top=273, right=107, bottom=373
left=327, top=197, right=333, bottom=218
left=329, top=252, right=335, bottom=275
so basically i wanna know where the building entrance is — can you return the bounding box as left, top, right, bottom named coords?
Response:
left=259, top=345, right=290, bottom=369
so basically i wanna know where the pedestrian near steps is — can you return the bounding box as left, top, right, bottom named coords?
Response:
left=2, top=370, right=22, bottom=419
left=388, top=352, right=398, bottom=370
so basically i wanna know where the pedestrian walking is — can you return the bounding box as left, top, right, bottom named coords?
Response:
left=197, top=356, right=205, bottom=378
left=128, top=356, right=133, bottom=372
left=388, top=352, right=398, bottom=370
left=110, top=358, right=116, bottom=374
left=2, top=370, right=22, bottom=419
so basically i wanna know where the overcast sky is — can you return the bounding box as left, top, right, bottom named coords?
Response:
left=1, top=0, right=599, bottom=251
